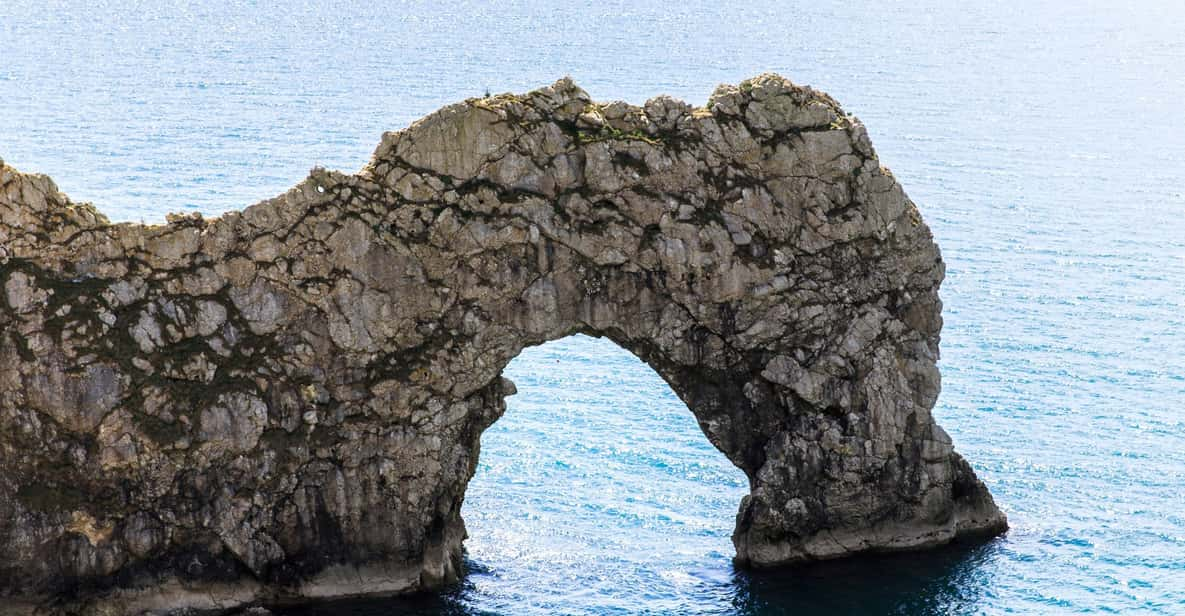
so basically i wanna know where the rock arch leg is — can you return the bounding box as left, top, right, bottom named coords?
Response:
left=0, top=74, right=1004, bottom=611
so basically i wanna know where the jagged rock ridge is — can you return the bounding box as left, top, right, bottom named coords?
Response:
left=0, top=74, right=1006, bottom=614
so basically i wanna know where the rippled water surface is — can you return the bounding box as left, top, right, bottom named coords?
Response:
left=3, top=1, right=1184, bottom=613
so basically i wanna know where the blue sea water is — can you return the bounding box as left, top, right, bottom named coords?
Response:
left=3, top=1, right=1184, bottom=613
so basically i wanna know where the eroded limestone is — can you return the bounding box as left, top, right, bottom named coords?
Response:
left=0, top=74, right=1005, bottom=614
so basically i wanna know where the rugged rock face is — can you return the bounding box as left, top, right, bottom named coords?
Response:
left=0, top=74, right=1005, bottom=614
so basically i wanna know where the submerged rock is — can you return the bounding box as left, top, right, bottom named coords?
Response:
left=0, top=74, right=1005, bottom=614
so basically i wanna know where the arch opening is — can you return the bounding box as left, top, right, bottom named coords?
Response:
left=459, top=334, right=748, bottom=606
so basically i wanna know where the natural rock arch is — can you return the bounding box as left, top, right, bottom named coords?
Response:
left=0, top=75, right=1005, bottom=612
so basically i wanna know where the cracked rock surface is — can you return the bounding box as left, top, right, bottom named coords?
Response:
left=0, top=74, right=1005, bottom=614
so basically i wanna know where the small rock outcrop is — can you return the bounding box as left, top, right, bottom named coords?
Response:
left=0, top=75, right=1005, bottom=614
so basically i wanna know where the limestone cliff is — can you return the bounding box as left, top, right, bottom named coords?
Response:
left=0, top=74, right=1005, bottom=614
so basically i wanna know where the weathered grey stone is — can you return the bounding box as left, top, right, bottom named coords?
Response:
left=3, top=271, right=43, bottom=313
left=198, top=392, right=268, bottom=454
left=0, top=74, right=1004, bottom=615
left=194, top=299, right=228, bottom=337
